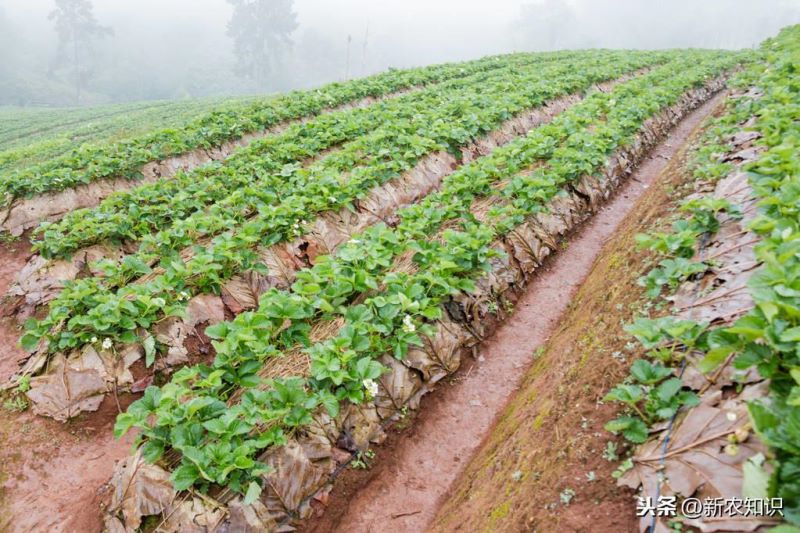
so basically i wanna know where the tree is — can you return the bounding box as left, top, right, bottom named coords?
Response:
left=226, top=0, right=298, bottom=90
left=48, top=0, right=112, bottom=105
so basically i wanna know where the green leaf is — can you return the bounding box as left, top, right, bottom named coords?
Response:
left=779, top=326, right=800, bottom=343
left=630, top=359, right=672, bottom=385
left=202, top=417, right=228, bottom=435
left=604, top=416, right=649, bottom=444
left=244, top=481, right=262, bottom=505
left=113, top=412, right=138, bottom=438
left=317, top=390, right=340, bottom=418
left=655, top=378, right=683, bottom=402
left=171, top=463, right=200, bottom=491
left=143, top=334, right=156, bottom=368
left=234, top=455, right=255, bottom=469
left=768, top=526, right=800, bottom=533
left=742, top=453, right=770, bottom=499
left=141, top=439, right=165, bottom=463
left=205, top=322, right=229, bottom=339
left=20, top=333, right=40, bottom=352
left=698, top=346, right=734, bottom=373
left=123, top=255, right=153, bottom=275
left=604, top=384, right=644, bottom=405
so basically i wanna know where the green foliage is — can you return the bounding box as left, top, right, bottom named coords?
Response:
left=609, top=25, right=800, bottom=525
left=639, top=257, right=709, bottom=298
left=604, top=360, right=698, bottom=442
left=26, top=50, right=681, bottom=359
left=0, top=51, right=565, bottom=205
left=624, top=316, right=708, bottom=351
left=103, top=50, right=743, bottom=499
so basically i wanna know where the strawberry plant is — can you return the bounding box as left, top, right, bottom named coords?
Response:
left=2, top=51, right=567, bottom=207
left=110, top=51, right=743, bottom=500
left=605, top=26, right=800, bottom=524
left=604, top=359, right=699, bottom=443
left=25, top=51, right=682, bottom=364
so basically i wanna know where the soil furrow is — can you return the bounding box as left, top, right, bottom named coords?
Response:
left=303, top=90, right=728, bottom=533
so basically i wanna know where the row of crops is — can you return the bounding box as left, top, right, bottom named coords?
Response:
left=30, top=50, right=636, bottom=259
left=86, top=49, right=742, bottom=515
left=0, top=51, right=577, bottom=205
left=0, top=97, right=260, bottom=175
left=600, top=25, right=800, bottom=527
left=19, top=50, right=667, bottom=359
left=0, top=99, right=244, bottom=148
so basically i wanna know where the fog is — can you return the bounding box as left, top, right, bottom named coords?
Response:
left=1, top=0, right=799, bottom=106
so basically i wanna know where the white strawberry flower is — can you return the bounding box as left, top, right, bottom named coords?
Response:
left=102, top=338, right=113, bottom=350
left=402, top=314, right=416, bottom=333
left=90, top=336, right=98, bottom=343
left=363, top=378, right=379, bottom=397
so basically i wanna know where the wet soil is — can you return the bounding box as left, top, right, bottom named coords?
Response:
left=304, top=92, right=728, bottom=532
left=0, top=237, right=138, bottom=532
left=0, top=237, right=32, bottom=382
left=0, top=395, right=137, bottom=532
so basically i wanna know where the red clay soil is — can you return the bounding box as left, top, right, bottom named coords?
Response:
left=0, top=237, right=32, bottom=382
left=0, top=238, right=137, bottom=532
left=304, top=92, right=728, bottom=533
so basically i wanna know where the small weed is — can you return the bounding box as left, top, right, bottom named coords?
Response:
left=602, top=441, right=619, bottom=462
left=612, top=458, right=633, bottom=479
left=560, top=487, right=576, bottom=505
left=3, top=395, right=28, bottom=412
left=350, top=449, right=375, bottom=470
left=0, top=231, right=19, bottom=244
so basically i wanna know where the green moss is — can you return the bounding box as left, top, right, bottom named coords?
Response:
left=488, top=500, right=511, bottom=523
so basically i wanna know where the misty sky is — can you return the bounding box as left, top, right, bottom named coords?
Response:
left=2, top=0, right=800, bottom=105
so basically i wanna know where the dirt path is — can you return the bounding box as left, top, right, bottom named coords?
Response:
left=0, top=238, right=137, bottom=532
left=306, top=91, right=728, bottom=532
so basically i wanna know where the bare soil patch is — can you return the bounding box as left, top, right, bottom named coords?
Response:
left=0, top=238, right=31, bottom=382
left=0, top=237, right=139, bottom=532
